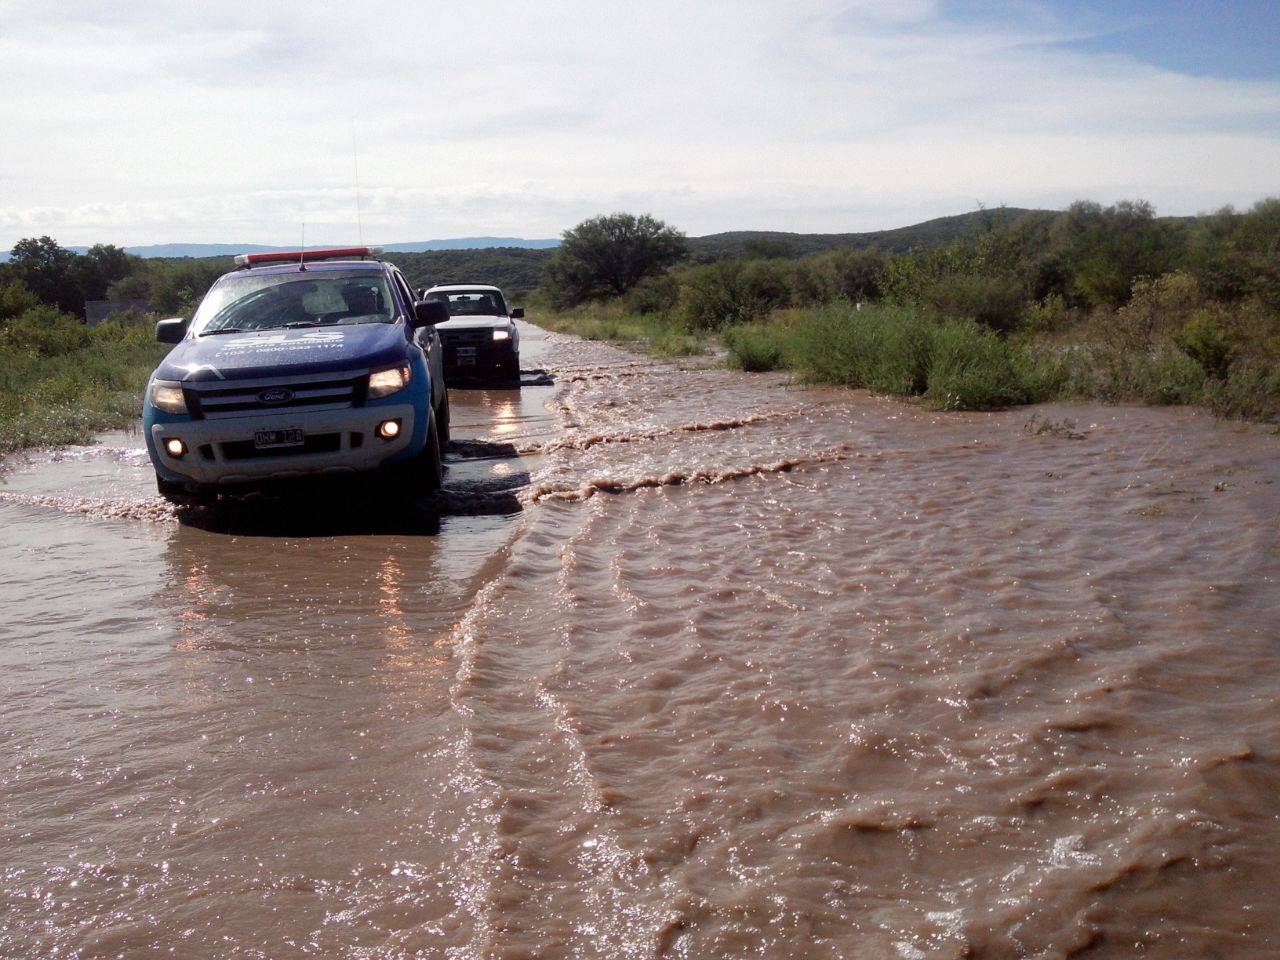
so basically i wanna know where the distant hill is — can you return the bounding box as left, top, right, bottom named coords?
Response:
left=387, top=247, right=553, bottom=297
left=390, top=211, right=1060, bottom=292
left=686, top=209, right=1046, bottom=262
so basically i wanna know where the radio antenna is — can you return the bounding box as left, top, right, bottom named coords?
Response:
left=351, top=120, right=364, bottom=247
left=299, top=222, right=307, bottom=271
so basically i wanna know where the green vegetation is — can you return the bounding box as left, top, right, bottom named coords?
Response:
left=537, top=304, right=706, bottom=358
left=0, top=196, right=1275, bottom=461
left=721, top=306, right=1030, bottom=410
left=543, top=214, right=687, bottom=308
left=541, top=199, right=1279, bottom=421
left=0, top=303, right=167, bottom=453
left=0, top=239, right=194, bottom=453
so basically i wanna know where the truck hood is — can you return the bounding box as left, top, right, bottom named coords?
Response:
left=155, top=323, right=410, bottom=383
left=437, top=316, right=510, bottom=331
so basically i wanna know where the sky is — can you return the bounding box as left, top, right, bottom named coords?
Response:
left=0, top=0, right=1277, bottom=247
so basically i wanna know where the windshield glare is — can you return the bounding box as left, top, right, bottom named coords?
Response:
left=193, top=273, right=397, bottom=335
left=429, top=290, right=508, bottom=317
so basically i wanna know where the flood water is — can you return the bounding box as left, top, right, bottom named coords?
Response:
left=3, top=322, right=1279, bottom=958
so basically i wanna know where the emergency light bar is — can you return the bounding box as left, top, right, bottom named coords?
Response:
left=233, top=246, right=383, bottom=268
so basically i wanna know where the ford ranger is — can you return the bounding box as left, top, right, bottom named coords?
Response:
left=143, top=247, right=450, bottom=505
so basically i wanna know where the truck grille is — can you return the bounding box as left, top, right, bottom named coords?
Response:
left=440, top=329, right=489, bottom=345
left=186, top=374, right=364, bottom=420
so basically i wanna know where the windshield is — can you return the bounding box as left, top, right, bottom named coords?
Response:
left=192, top=272, right=397, bottom=335
left=428, top=290, right=508, bottom=317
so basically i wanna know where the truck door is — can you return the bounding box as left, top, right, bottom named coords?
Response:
left=393, top=270, right=444, bottom=406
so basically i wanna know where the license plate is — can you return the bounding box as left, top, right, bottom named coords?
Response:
left=457, top=357, right=476, bottom=366
left=456, top=346, right=477, bottom=357
left=254, top=428, right=305, bottom=449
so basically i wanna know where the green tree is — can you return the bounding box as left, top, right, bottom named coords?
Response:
left=1050, top=200, right=1180, bottom=308
left=1187, top=198, right=1280, bottom=310
left=73, top=243, right=139, bottom=302
left=8, top=236, right=82, bottom=313
left=543, top=213, right=687, bottom=307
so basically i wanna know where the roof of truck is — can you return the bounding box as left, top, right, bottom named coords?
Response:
left=217, top=260, right=386, bottom=282
left=426, top=283, right=502, bottom=292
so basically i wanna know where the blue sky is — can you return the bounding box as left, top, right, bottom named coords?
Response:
left=1031, top=0, right=1280, bottom=80
left=0, top=0, right=1276, bottom=246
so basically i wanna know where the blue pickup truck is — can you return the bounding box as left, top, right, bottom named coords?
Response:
left=142, top=247, right=451, bottom=505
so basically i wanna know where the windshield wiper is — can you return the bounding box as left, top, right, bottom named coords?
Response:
left=200, top=327, right=245, bottom=336
left=283, top=321, right=326, bottom=328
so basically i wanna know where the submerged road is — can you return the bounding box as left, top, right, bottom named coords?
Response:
left=2, top=322, right=1279, bottom=958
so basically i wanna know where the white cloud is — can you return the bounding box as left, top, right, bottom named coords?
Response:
left=0, top=0, right=1276, bottom=246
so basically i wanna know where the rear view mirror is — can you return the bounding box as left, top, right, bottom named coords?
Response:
left=510, top=307, right=525, bottom=319
left=155, top=317, right=188, bottom=344
left=412, top=300, right=450, bottom=328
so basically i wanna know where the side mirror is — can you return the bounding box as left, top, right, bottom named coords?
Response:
left=411, top=300, right=450, bottom=328
left=155, top=317, right=188, bottom=344
left=510, top=307, right=525, bottom=319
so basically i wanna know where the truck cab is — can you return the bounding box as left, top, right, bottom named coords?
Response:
left=143, top=247, right=451, bottom=505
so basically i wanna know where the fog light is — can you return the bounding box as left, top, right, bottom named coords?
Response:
left=377, top=419, right=401, bottom=440
left=164, top=437, right=187, bottom=458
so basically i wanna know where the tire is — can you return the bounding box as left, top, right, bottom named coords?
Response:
left=436, top=389, right=451, bottom=445
left=502, top=352, right=521, bottom=384
left=156, top=473, right=214, bottom=507
left=396, top=412, right=443, bottom=498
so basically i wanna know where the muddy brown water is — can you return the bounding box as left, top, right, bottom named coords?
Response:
left=3, top=322, right=1279, bottom=959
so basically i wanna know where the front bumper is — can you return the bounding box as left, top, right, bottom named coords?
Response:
left=440, top=333, right=516, bottom=373
left=150, top=403, right=418, bottom=486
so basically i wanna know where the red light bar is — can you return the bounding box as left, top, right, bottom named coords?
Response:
left=234, top=246, right=383, bottom=268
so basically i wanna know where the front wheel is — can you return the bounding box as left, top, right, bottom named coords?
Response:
left=501, top=353, right=520, bottom=384
left=394, top=412, right=443, bottom=498
left=436, top=389, right=451, bottom=445
left=156, top=473, right=214, bottom=507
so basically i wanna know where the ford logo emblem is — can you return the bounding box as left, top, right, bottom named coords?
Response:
left=258, top=388, right=294, bottom=405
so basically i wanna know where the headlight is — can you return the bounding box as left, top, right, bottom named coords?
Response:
left=368, top=362, right=412, bottom=399
left=149, top=380, right=187, bottom=414
left=492, top=328, right=511, bottom=341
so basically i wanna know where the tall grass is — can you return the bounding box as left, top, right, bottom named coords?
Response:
left=0, top=308, right=167, bottom=453
left=724, top=304, right=1032, bottom=410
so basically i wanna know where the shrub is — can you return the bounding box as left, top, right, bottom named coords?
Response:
left=680, top=259, right=792, bottom=329
left=791, top=249, right=884, bottom=304
left=723, top=323, right=787, bottom=371
left=1172, top=309, right=1237, bottom=380
left=623, top=272, right=680, bottom=315
left=781, top=303, right=1029, bottom=410
left=920, top=272, right=1027, bottom=333
left=0, top=279, right=41, bottom=324
left=0, top=304, right=91, bottom=356
left=1205, top=358, right=1280, bottom=422
left=1108, top=272, right=1203, bottom=350
left=1021, top=293, right=1071, bottom=335
left=923, top=320, right=1030, bottom=409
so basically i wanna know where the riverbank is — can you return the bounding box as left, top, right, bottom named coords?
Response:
left=537, top=300, right=1280, bottom=421
left=0, top=309, right=165, bottom=454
